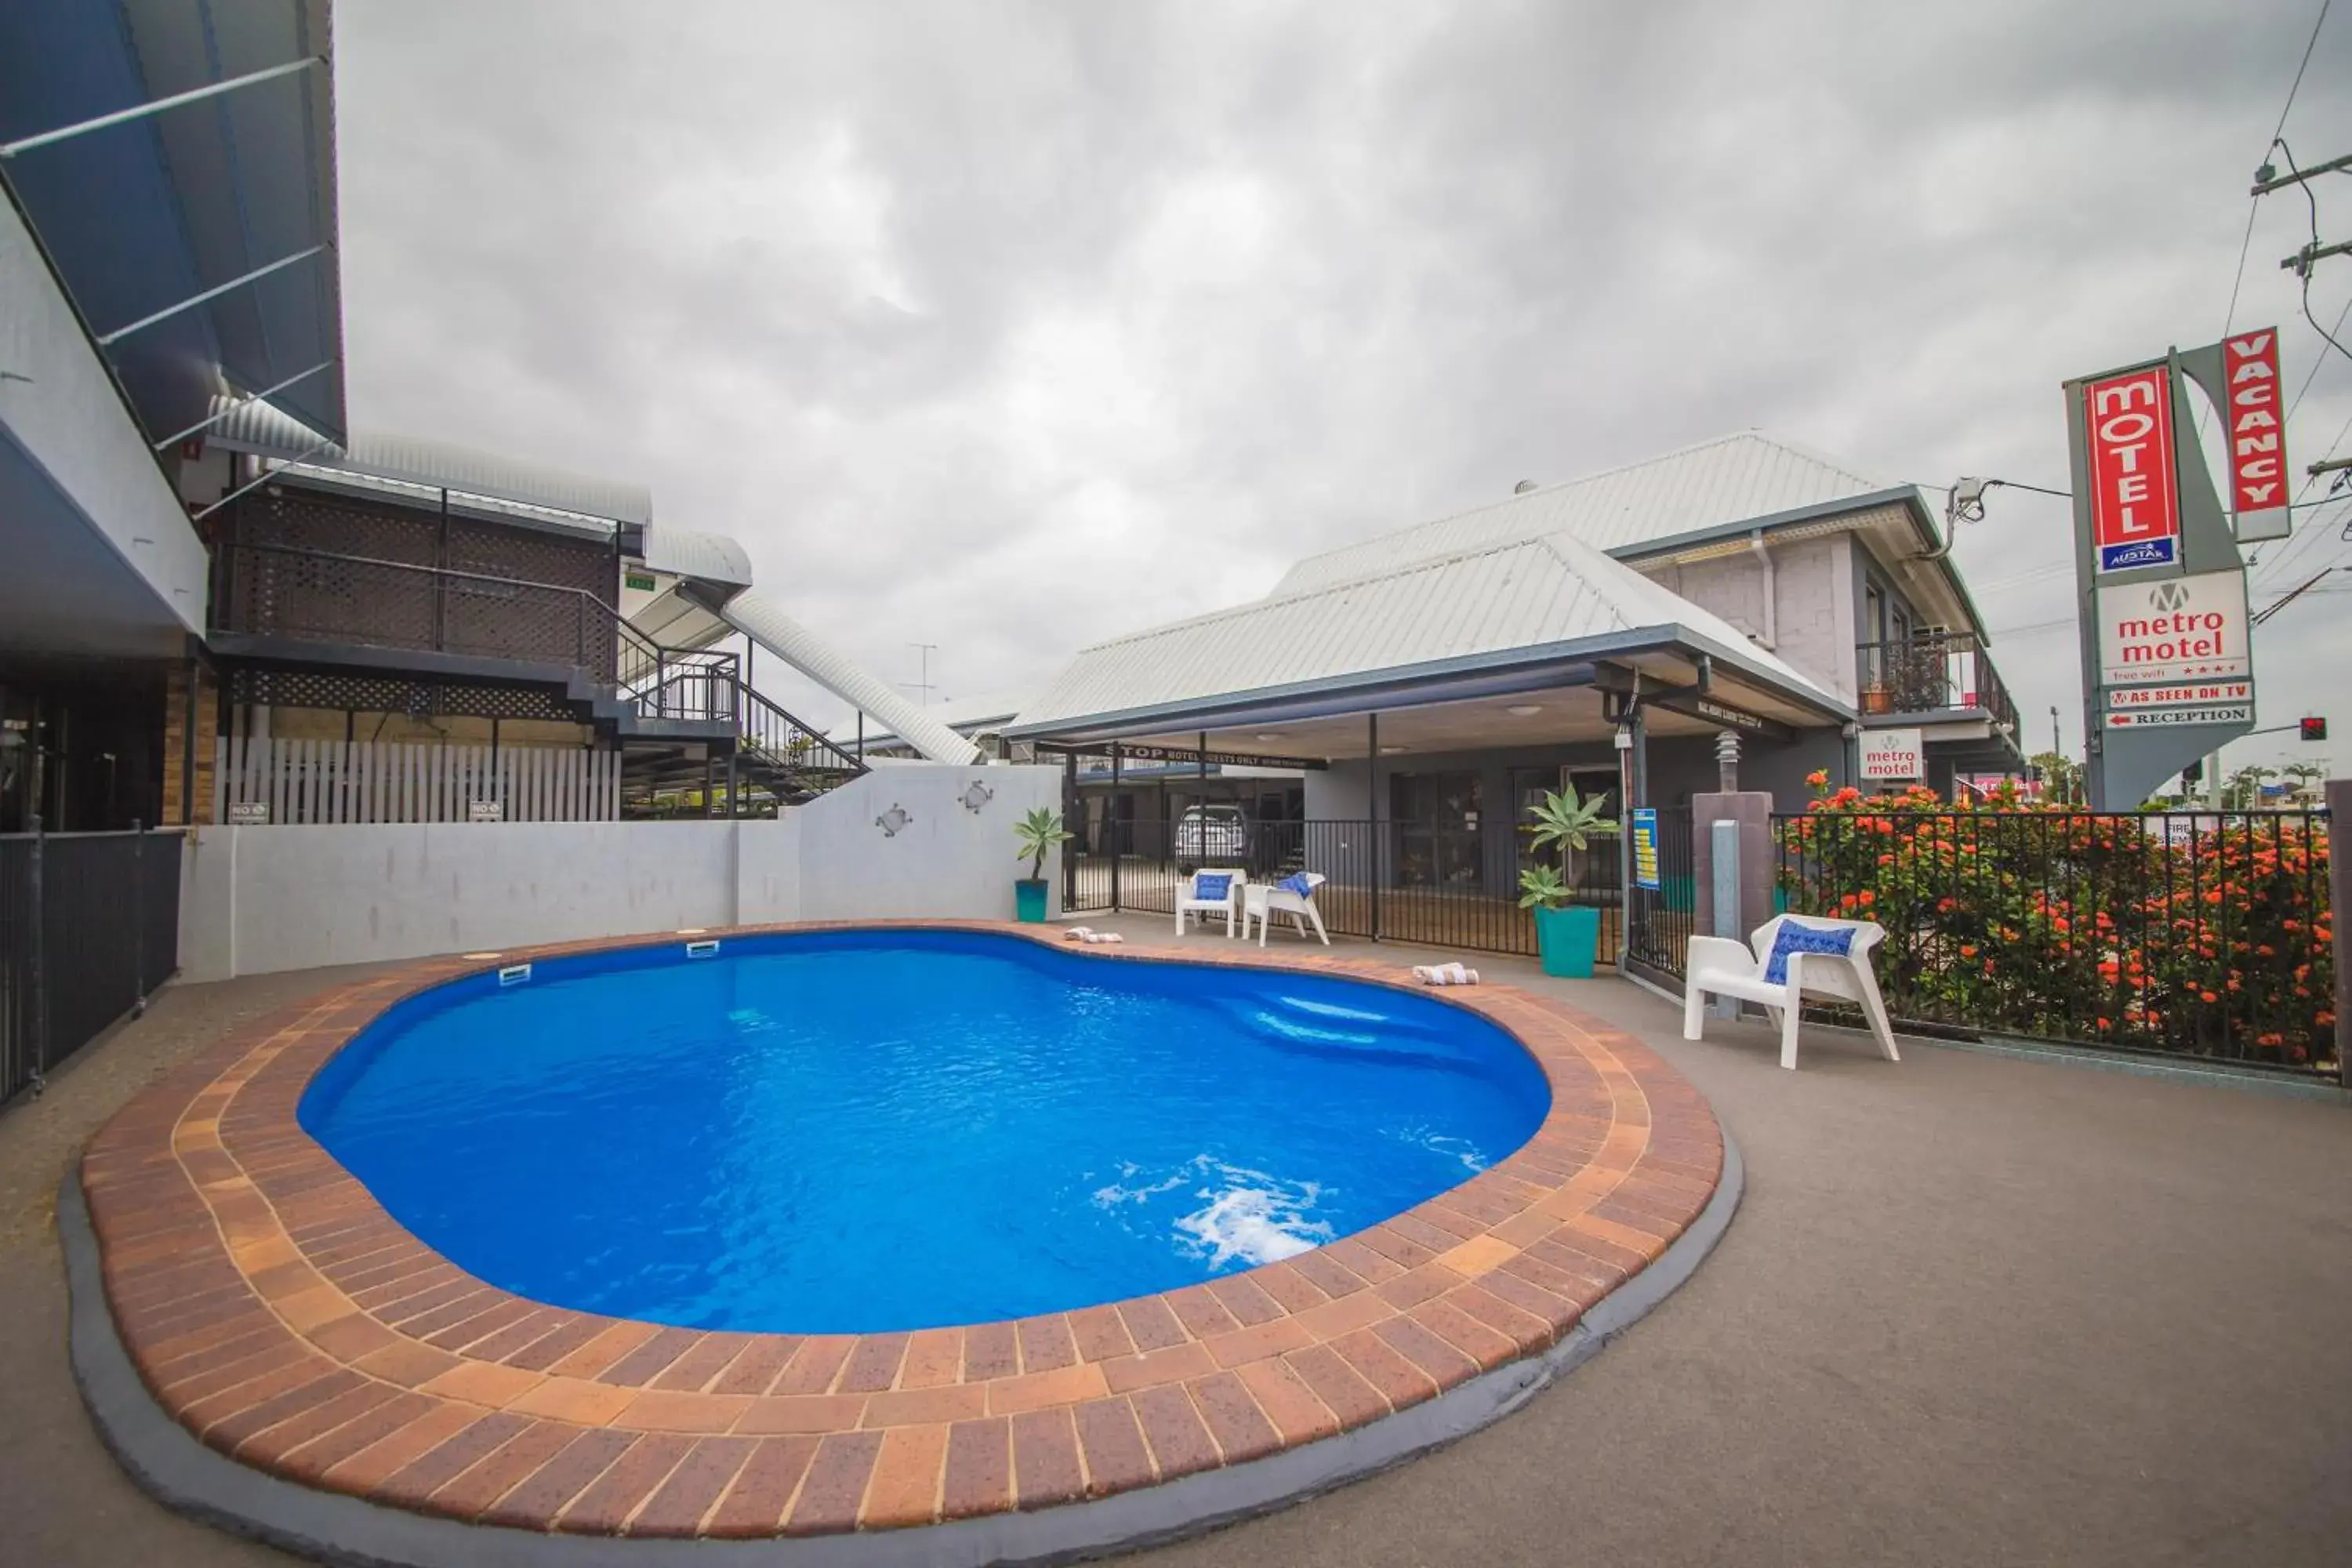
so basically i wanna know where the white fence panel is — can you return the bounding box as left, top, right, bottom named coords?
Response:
left=212, top=739, right=618, bottom=825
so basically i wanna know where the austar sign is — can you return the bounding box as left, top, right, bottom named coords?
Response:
left=2085, top=365, right=2180, bottom=572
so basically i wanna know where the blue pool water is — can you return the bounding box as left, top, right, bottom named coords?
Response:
left=299, top=930, right=1550, bottom=1333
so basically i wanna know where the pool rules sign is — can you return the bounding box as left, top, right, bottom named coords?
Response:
left=2064, top=338, right=2273, bottom=808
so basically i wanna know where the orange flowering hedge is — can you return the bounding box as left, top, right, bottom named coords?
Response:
left=1775, top=772, right=2336, bottom=1075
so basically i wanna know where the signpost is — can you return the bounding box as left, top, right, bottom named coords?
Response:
left=2063, top=336, right=2267, bottom=808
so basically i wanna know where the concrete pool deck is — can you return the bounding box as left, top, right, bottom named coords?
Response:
left=5, top=918, right=2349, bottom=1566
left=63, top=924, right=1728, bottom=1557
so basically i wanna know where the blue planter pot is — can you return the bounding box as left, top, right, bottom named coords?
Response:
left=1533, top=903, right=1601, bottom=978
left=1014, top=880, right=1050, bottom=924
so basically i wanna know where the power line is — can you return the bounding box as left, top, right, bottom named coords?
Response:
left=2250, top=416, right=2352, bottom=587
left=2273, top=138, right=2352, bottom=374
left=2210, top=0, right=2336, bottom=430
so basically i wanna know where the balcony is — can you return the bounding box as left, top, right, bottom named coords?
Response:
left=1856, top=630, right=2018, bottom=734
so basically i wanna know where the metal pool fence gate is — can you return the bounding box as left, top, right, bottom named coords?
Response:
left=0, top=822, right=182, bottom=1106
left=1774, top=808, right=2335, bottom=1080
left=1624, top=807, right=1697, bottom=982
left=1063, top=813, right=1632, bottom=961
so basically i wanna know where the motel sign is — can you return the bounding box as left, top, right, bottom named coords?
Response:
left=2063, top=335, right=2279, bottom=808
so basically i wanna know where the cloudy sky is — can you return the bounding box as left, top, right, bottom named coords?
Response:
left=334, top=1, right=2352, bottom=780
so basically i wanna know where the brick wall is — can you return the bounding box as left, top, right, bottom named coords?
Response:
left=161, top=661, right=218, bottom=826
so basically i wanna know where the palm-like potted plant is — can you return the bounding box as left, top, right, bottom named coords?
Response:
left=1013, top=808, right=1073, bottom=924
left=1518, top=783, right=1621, bottom=978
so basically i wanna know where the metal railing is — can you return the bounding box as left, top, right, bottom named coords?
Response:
left=735, top=682, right=867, bottom=792
left=2, top=822, right=182, bottom=1108
left=219, top=539, right=625, bottom=674
left=1063, top=815, right=1627, bottom=960
left=213, top=540, right=866, bottom=809
left=1775, top=808, right=2335, bottom=1078
left=1856, top=630, right=2019, bottom=734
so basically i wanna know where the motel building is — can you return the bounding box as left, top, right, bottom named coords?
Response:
left=1006, top=434, right=2027, bottom=947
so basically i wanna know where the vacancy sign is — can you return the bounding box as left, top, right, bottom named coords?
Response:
left=2223, top=328, right=2290, bottom=541
left=1860, top=728, right=1925, bottom=782
left=2098, top=568, right=2250, bottom=686
left=2085, top=365, right=2180, bottom=572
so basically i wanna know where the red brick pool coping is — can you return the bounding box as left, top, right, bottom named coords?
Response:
left=81, top=923, right=1723, bottom=1541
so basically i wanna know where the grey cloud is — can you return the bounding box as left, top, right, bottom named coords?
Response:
left=334, top=0, right=2352, bottom=764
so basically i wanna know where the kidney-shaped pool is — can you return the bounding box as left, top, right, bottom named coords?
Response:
left=299, top=929, right=1551, bottom=1334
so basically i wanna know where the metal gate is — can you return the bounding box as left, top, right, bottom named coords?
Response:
left=2, top=822, right=182, bottom=1107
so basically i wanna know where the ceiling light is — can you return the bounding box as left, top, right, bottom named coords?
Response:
left=1506, top=704, right=1543, bottom=717
left=1254, top=732, right=1283, bottom=741
left=1378, top=746, right=1406, bottom=755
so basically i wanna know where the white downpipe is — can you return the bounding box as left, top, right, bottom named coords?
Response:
left=712, top=587, right=984, bottom=765
left=1747, top=529, right=1777, bottom=650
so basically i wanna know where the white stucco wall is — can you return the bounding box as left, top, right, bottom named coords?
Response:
left=1642, top=533, right=1858, bottom=705
left=178, top=764, right=1065, bottom=979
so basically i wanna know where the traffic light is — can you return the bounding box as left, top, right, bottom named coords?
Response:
left=2301, top=716, right=2328, bottom=742
left=2180, top=757, right=2203, bottom=789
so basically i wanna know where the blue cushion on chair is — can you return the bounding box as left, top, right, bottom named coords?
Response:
left=1764, top=921, right=1854, bottom=985
left=1192, top=873, right=1232, bottom=902
left=1277, top=873, right=1315, bottom=896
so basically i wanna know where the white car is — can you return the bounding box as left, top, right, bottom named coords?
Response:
left=1174, top=804, right=1249, bottom=861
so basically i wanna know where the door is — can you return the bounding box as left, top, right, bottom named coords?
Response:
left=1392, top=771, right=1483, bottom=891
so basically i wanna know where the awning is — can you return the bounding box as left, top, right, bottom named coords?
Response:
left=0, top=0, right=345, bottom=446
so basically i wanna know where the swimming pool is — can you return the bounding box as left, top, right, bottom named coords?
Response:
left=299, top=928, right=1551, bottom=1334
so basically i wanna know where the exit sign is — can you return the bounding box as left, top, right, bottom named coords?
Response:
left=625, top=572, right=657, bottom=592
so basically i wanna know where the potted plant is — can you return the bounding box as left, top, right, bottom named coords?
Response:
left=1517, top=783, right=1621, bottom=978
left=1013, top=808, right=1073, bottom=924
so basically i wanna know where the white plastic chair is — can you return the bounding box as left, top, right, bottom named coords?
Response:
left=1682, top=914, right=1899, bottom=1070
left=1175, top=869, right=1249, bottom=937
left=1242, top=873, right=1330, bottom=946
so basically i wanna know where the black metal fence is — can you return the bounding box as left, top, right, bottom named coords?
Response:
left=1775, top=808, right=2334, bottom=1078
left=1, top=822, right=181, bottom=1107
left=1065, top=815, right=1628, bottom=960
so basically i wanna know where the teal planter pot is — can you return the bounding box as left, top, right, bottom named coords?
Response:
left=1533, top=903, right=1601, bottom=978
left=1014, top=880, right=1050, bottom=924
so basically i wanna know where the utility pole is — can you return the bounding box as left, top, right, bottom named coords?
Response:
left=904, top=643, right=938, bottom=709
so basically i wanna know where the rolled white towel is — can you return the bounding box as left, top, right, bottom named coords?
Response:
left=1062, top=926, right=1095, bottom=941
left=1082, top=931, right=1126, bottom=945
left=1411, top=962, right=1480, bottom=986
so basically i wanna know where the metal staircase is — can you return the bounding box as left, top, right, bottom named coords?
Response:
left=205, top=537, right=866, bottom=818
left=604, top=615, right=866, bottom=817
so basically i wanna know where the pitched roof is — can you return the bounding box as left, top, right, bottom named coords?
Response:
left=1013, top=524, right=1845, bottom=732
left=826, top=691, right=1029, bottom=748
left=1271, top=430, right=1890, bottom=597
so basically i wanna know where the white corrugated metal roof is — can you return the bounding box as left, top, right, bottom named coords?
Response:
left=1271, top=431, right=1887, bottom=598
left=826, top=691, right=1031, bottom=748
left=204, top=396, right=653, bottom=528
left=1014, top=527, right=1842, bottom=731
